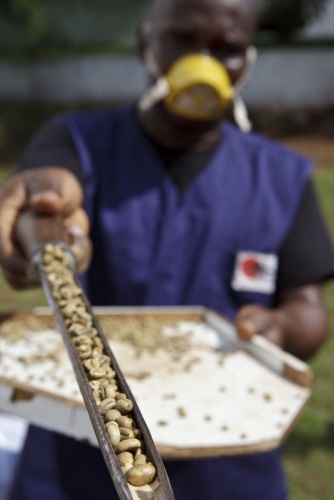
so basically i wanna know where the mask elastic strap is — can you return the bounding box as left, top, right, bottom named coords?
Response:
left=233, top=95, right=252, bottom=133
left=233, top=46, right=257, bottom=133
left=138, top=77, right=169, bottom=112
left=138, top=46, right=171, bottom=112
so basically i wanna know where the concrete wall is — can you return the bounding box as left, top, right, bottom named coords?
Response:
left=244, top=48, right=334, bottom=108
left=0, top=47, right=333, bottom=110
left=0, top=57, right=146, bottom=103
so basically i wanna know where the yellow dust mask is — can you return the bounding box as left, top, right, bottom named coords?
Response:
left=139, top=47, right=257, bottom=131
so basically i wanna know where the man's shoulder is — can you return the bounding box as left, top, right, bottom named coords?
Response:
left=224, top=121, right=312, bottom=171
left=59, top=105, right=134, bottom=132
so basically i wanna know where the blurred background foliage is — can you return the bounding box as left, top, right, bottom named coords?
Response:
left=0, top=0, right=330, bottom=55
left=259, top=0, right=329, bottom=36
left=0, top=0, right=150, bottom=54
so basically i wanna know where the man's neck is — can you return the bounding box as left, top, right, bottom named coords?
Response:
left=137, top=104, right=224, bottom=151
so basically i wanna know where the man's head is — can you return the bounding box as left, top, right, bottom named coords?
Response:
left=138, top=0, right=258, bottom=85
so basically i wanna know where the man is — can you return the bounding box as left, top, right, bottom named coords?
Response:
left=0, top=0, right=333, bottom=498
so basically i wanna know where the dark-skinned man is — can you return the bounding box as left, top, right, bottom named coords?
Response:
left=0, top=0, right=333, bottom=499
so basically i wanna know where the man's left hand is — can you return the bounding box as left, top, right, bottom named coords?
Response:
left=234, top=285, right=329, bottom=360
left=236, top=304, right=285, bottom=347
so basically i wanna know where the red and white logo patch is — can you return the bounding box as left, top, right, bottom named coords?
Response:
left=232, top=252, right=278, bottom=294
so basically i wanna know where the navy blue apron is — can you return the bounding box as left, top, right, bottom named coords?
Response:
left=10, top=106, right=312, bottom=500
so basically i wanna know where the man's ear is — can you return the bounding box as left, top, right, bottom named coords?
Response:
left=137, top=22, right=151, bottom=62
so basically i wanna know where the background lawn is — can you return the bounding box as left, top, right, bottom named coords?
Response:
left=283, top=170, right=334, bottom=500
left=0, top=164, right=333, bottom=498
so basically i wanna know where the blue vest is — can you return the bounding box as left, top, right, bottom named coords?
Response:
left=58, top=106, right=312, bottom=319
left=10, top=107, right=312, bottom=500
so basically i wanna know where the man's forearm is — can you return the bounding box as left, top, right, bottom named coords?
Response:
left=275, top=285, right=329, bottom=360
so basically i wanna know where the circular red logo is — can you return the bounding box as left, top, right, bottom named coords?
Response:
left=242, top=258, right=261, bottom=278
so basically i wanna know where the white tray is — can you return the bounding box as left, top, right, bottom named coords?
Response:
left=0, top=307, right=312, bottom=458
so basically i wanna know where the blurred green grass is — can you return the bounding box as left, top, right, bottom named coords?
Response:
left=283, top=170, right=334, bottom=500
left=0, top=165, right=334, bottom=498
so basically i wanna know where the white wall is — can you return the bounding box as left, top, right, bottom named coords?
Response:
left=243, top=48, right=334, bottom=108
left=0, top=57, right=146, bottom=103
left=0, top=47, right=333, bottom=110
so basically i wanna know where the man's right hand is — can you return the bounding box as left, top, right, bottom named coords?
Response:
left=0, top=167, right=92, bottom=289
